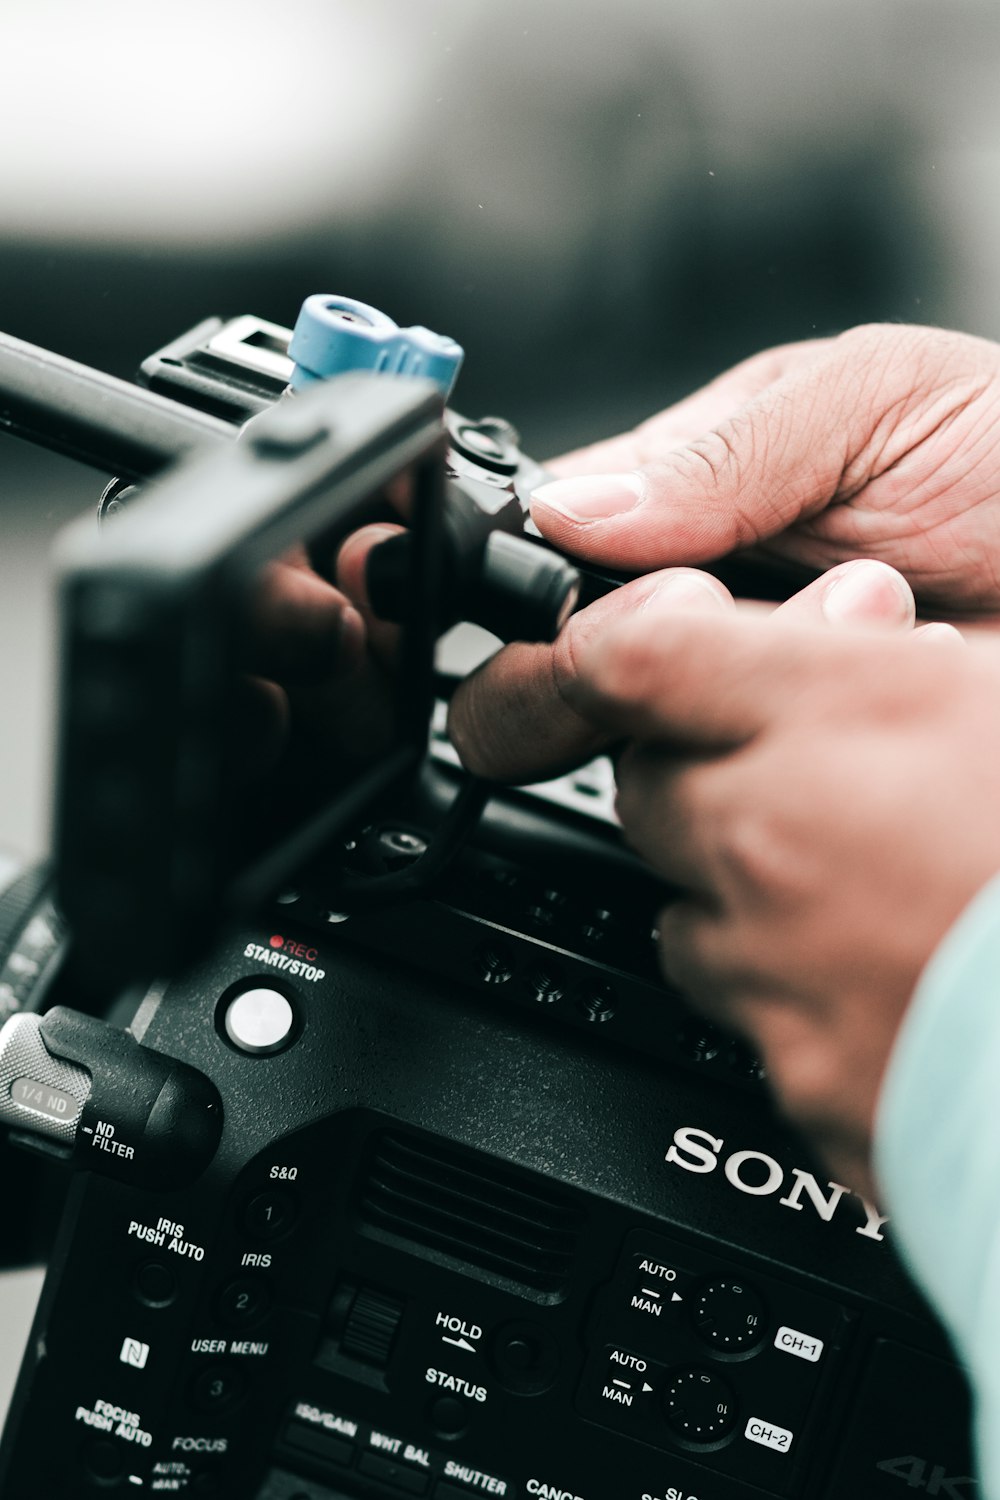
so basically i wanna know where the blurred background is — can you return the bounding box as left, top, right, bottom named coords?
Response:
left=1, top=0, right=1000, bottom=1421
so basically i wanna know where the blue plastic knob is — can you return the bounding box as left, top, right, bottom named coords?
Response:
left=288, top=294, right=464, bottom=398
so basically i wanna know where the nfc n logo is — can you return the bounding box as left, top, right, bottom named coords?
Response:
left=119, top=1337, right=150, bottom=1370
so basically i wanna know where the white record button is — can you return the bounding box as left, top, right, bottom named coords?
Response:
left=224, top=987, right=296, bottom=1055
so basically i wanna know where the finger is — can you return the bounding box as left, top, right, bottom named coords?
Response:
left=653, top=898, right=759, bottom=1019
left=614, top=743, right=726, bottom=897
left=244, top=556, right=363, bottom=684
left=773, top=559, right=915, bottom=631
left=660, top=934, right=878, bottom=1189
left=564, top=608, right=889, bottom=751
left=913, top=620, right=966, bottom=646
left=528, top=327, right=914, bottom=571
left=548, top=339, right=832, bottom=478
left=227, top=676, right=289, bottom=783
left=448, top=567, right=735, bottom=781
left=287, top=651, right=396, bottom=766
left=335, top=522, right=406, bottom=667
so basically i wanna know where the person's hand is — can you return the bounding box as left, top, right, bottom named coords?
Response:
left=558, top=605, right=1000, bottom=1197
left=230, top=524, right=404, bottom=787
left=448, top=554, right=921, bottom=781
left=534, top=324, right=1000, bottom=618
left=448, top=323, right=1000, bottom=781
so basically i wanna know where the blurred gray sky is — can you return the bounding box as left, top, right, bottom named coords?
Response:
left=0, top=0, right=997, bottom=322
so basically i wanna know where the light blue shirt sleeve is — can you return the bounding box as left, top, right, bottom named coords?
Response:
left=875, top=869, right=1000, bottom=1498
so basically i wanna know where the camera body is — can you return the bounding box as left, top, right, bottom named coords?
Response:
left=0, top=312, right=978, bottom=1499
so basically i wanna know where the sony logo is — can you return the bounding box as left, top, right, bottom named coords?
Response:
left=664, top=1125, right=889, bottom=1242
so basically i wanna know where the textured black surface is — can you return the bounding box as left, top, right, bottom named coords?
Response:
left=0, top=906, right=971, bottom=1498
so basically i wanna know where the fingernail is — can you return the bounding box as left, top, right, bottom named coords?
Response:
left=532, top=472, right=644, bottom=521
left=914, top=621, right=965, bottom=645
left=641, top=572, right=731, bottom=613
left=821, top=560, right=914, bottom=627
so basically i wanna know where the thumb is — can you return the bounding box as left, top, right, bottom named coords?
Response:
left=529, top=328, right=896, bottom=572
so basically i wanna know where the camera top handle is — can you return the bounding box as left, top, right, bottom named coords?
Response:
left=0, top=329, right=233, bottom=479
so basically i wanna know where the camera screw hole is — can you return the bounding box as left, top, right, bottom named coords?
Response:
left=523, top=967, right=564, bottom=1005
left=475, top=943, right=514, bottom=986
left=576, top=981, right=617, bottom=1024
left=379, top=829, right=428, bottom=859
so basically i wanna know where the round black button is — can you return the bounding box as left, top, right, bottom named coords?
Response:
left=84, top=1436, right=125, bottom=1482
left=242, top=1187, right=297, bottom=1240
left=692, top=1279, right=767, bottom=1354
left=217, top=1276, right=272, bottom=1329
left=663, top=1367, right=738, bottom=1445
left=134, top=1259, right=178, bottom=1307
left=491, top=1319, right=560, bottom=1394
left=502, top=1337, right=535, bottom=1372
left=190, top=1364, right=246, bottom=1414
left=429, top=1395, right=467, bottom=1438
left=449, top=418, right=519, bottom=475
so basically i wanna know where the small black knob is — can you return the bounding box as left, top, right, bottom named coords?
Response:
left=692, top=1279, right=766, bottom=1354
left=663, top=1367, right=738, bottom=1444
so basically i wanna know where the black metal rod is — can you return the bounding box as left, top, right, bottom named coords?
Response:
left=0, top=331, right=233, bottom=480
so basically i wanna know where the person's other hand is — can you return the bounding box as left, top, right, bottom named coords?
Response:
left=449, top=325, right=1000, bottom=781
left=533, top=325, right=1000, bottom=620
left=559, top=604, right=1000, bottom=1196
left=229, top=525, right=403, bottom=786
left=448, top=554, right=920, bottom=781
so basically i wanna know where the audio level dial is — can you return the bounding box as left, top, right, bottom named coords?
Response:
left=663, top=1367, right=738, bottom=1444
left=692, top=1278, right=766, bottom=1353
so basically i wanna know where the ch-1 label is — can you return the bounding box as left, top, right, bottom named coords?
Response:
left=774, top=1326, right=824, bottom=1362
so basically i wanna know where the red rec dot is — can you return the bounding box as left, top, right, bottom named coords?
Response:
left=269, top=935, right=284, bottom=949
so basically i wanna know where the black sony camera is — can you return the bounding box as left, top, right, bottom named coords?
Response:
left=0, top=300, right=979, bottom=1500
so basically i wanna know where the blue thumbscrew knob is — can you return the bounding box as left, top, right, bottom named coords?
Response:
left=288, top=294, right=464, bottom=398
